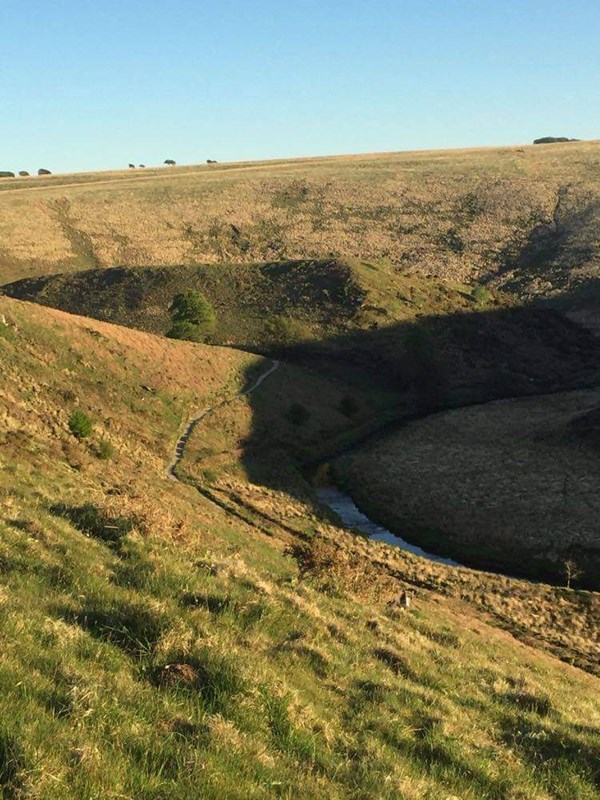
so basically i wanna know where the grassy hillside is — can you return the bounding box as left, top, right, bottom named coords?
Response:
left=5, top=259, right=600, bottom=403
left=334, top=388, right=600, bottom=589
left=0, top=257, right=494, bottom=344
left=1, top=141, right=600, bottom=320
left=0, top=296, right=598, bottom=798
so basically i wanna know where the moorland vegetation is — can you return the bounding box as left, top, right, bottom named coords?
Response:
left=0, top=141, right=599, bottom=797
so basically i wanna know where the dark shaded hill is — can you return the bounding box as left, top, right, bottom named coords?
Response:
left=4, top=260, right=599, bottom=407
left=1, top=258, right=488, bottom=348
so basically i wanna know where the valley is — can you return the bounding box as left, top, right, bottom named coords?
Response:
left=0, top=142, right=599, bottom=798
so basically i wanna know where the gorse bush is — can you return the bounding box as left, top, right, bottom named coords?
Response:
left=68, top=409, right=94, bottom=439
left=472, top=284, right=491, bottom=305
left=263, top=315, right=310, bottom=343
left=96, top=438, right=115, bottom=460
left=288, top=538, right=395, bottom=601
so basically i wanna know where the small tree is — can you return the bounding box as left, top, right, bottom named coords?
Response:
left=166, top=320, right=207, bottom=343
left=38, top=168, right=52, bottom=175
left=563, top=558, right=583, bottom=589
left=164, top=159, right=176, bottom=166
left=68, top=410, right=93, bottom=439
left=169, top=290, right=215, bottom=332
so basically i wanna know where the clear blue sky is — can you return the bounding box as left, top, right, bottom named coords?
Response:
left=2, top=0, right=598, bottom=173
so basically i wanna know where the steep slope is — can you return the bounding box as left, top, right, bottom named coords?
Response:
left=1, top=142, right=600, bottom=321
left=0, top=297, right=598, bottom=798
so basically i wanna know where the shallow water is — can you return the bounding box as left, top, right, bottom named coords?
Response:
left=316, top=485, right=460, bottom=567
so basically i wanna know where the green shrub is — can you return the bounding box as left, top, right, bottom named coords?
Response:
left=264, top=315, right=310, bottom=343
left=166, top=321, right=206, bottom=342
left=169, top=290, right=215, bottom=334
left=286, top=403, right=311, bottom=426
left=68, top=409, right=94, bottom=439
left=472, top=284, right=491, bottom=305
left=96, top=438, right=115, bottom=460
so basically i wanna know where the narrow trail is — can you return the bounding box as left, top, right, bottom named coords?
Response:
left=167, top=359, right=280, bottom=481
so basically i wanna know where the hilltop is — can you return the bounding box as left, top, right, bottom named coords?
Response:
left=1, top=141, right=600, bottom=326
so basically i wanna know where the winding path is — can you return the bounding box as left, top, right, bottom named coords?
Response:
left=167, top=359, right=280, bottom=481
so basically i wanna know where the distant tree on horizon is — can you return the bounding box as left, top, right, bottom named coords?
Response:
left=128, top=163, right=136, bottom=169
left=533, top=136, right=579, bottom=145
left=18, top=170, right=29, bottom=176
left=0, top=171, right=15, bottom=178
left=164, top=159, right=176, bottom=166
left=37, top=168, right=52, bottom=175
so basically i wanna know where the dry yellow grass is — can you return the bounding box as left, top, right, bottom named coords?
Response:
left=2, top=141, right=600, bottom=308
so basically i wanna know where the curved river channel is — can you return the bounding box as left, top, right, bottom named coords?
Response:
left=316, top=485, right=460, bottom=567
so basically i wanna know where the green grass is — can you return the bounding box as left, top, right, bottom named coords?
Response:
left=0, top=295, right=598, bottom=798
left=1, top=492, right=597, bottom=799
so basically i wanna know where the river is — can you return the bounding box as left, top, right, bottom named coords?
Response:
left=316, top=485, right=460, bottom=567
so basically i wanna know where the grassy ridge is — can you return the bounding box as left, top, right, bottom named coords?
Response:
left=0, top=297, right=599, bottom=797
left=1, top=142, right=600, bottom=318
left=1, top=257, right=486, bottom=344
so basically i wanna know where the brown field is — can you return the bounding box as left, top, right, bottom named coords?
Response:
left=1, top=141, right=600, bottom=323
left=335, top=388, right=600, bottom=589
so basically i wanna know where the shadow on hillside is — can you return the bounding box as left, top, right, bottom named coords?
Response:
left=492, top=188, right=600, bottom=295
left=237, top=299, right=600, bottom=587
left=241, top=299, right=600, bottom=483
